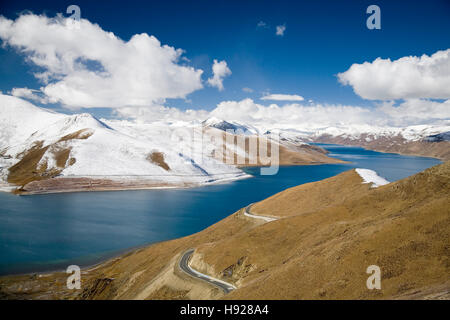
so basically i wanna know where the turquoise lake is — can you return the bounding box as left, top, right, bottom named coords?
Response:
left=0, top=144, right=441, bottom=275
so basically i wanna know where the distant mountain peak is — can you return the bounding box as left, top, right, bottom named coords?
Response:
left=202, top=117, right=256, bottom=135
left=61, top=113, right=112, bottom=130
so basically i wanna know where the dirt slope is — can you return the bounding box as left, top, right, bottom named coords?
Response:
left=251, top=170, right=373, bottom=218
left=203, top=127, right=344, bottom=167
left=202, top=162, right=450, bottom=299
left=1, top=162, right=448, bottom=300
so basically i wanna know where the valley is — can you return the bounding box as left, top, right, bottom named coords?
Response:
left=1, top=94, right=449, bottom=195
left=1, top=160, right=448, bottom=300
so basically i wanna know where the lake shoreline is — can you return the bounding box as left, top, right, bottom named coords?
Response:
left=0, top=144, right=442, bottom=277
left=2, top=160, right=344, bottom=196
left=3, top=172, right=253, bottom=196
left=0, top=240, right=155, bottom=278
left=4, top=141, right=445, bottom=196
left=1, top=160, right=448, bottom=300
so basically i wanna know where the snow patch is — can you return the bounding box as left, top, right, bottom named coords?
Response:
left=355, top=168, right=389, bottom=188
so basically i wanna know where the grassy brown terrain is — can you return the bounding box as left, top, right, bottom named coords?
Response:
left=251, top=170, right=373, bottom=218
left=1, top=162, right=448, bottom=300
left=7, top=141, right=54, bottom=186
left=0, top=210, right=254, bottom=300
left=147, top=151, right=171, bottom=171
left=7, top=129, right=93, bottom=188
left=200, top=162, right=450, bottom=299
left=57, top=129, right=93, bottom=143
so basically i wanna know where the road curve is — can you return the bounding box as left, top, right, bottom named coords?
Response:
left=179, top=249, right=237, bottom=294
left=244, top=204, right=278, bottom=222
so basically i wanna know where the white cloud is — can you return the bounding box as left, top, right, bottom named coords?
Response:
left=377, top=99, right=450, bottom=126
left=276, top=24, right=286, bottom=36
left=115, top=105, right=210, bottom=123
left=209, top=98, right=450, bottom=128
left=3, top=92, right=449, bottom=131
left=211, top=98, right=371, bottom=128
left=242, top=87, right=253, bottom=93
left=338, top=49, right=450, bottom=100
left=261, top=93, right=304, bottom=101
left=0, top=13, right=204, bottom=109
left=207, top=59, right=231, bottom=91
left=10, top=87, right=50, bottom=104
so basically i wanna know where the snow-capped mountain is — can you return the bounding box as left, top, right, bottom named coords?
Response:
left=258, top=124, right=450, bottom=143
left=263, top=129, right=307, bottom=145
left=0, top=94, right=65, bottom=149
left=1, top=93, right=449, bottom=193
left=305, top=124, right=450, bottom=160
left=308, top=124, right=450, bottom=142
left=202, top=117, right=258, bottom=135
left=0, top=94, right=248, bottom=192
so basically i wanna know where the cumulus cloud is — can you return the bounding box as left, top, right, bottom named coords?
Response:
left=242, top=87, right=253, bottom=93
left=209, top=98, right=450, bottom=128
left=261, top=93, right=304, bottom=101
left=338, top=49, right=450, bottom=100
left=210, top=98, right=372, bottom=128
left=115, top=105, right=210, bottom=123
left=4, top=92, right=449, bottom=130
left=0, top=13, right=204, bottom=109
left=377, top=99, right=450, bottom=126
left=276, top=24, right=286, bottom=36
left=207, top=59, right=231, bottom=91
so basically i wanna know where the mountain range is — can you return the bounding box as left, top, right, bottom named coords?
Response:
left=1, top=93, right=449, bottom=194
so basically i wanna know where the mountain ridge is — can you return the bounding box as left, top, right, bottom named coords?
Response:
left=0, top=94, right=342, bottom=193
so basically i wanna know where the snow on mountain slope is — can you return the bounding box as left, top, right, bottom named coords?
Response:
left=255, top=123, right=450, bottom=143
left=307, top=124, right=450, bottom=142
left=0, top=94, right=65, bottom=149
left=0, top=95, right=247, bottom=190
left=60, top=121, right=244, bottom=183
left=105, top=119, right=256, bottom=173
left=5, top=113, right=105, bottom=155
left=202, top=117, right=258, bottom=135
left=263, top=129, right=307, bottom=146
left=1, top=93, right=448, bottom=192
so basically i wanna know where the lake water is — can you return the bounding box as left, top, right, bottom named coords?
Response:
left=0, top=144, right=441, bottom=275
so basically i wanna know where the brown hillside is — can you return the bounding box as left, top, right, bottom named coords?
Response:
left=7, top=129, right=91, bottom=188
left=251, top=170, right=372, bottom=218
left=203, top=128, right=344, bottom=166
left=1, top=162, right=448, bottom=300
left=200, top=162, right=450, bottom=299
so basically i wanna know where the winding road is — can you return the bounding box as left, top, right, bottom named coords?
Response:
left=179, top=249, right=237, bottom=294
left=178, top=205, right=277, bottom=294
left=243, top=203, right=278, bottom=222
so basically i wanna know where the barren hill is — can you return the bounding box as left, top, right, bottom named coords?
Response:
left=1, top=162, right=449, bottom=300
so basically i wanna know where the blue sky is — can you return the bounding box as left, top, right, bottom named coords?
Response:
left=0, top=0, right=449, bottom=119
